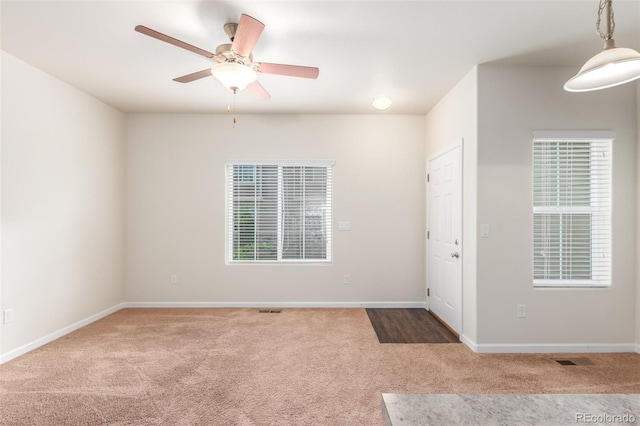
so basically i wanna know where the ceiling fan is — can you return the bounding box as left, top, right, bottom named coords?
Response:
left=135, top=14, right=319, bottom=101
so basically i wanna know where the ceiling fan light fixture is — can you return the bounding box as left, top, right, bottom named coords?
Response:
left=211, top=62, right=257, bottom=91
left=372, top=96, right=393, bottom=111
left=564, top=0, right=640, bottom=92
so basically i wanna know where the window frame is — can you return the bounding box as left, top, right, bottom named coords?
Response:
left=532, top=130, right=613, bottom=288
left=225, top=159, right=334, bottom=265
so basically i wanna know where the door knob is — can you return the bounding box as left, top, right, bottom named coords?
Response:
left=451, top=252, right=460, bottom=258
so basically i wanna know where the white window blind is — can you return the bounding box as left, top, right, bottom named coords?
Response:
left=532, top=132, right=612, bottom=287
left=227, top=162, right=333, bottom=263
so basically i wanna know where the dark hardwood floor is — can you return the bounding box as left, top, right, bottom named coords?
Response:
left=366, top=308, right=459, bottom=344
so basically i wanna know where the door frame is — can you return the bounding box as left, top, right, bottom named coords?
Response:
left=426, top=139, right=463, bottom=333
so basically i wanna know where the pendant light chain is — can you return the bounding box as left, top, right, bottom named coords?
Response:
left=595, top=0, right=615, bottom=41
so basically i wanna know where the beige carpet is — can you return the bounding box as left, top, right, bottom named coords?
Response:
left=1, top=308, right=639, bottom=425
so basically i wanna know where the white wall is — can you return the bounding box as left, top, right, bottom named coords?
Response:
left=424, top=67, right=478, bottom=343
left=476, top=65, right=637, bottom=347
left=1, top=51, right=125, bottom=357
left=636, top=0, right=640, bottom=351
left=125, top=114, right=425, bottom=305
left=637, top=80, right=640, bottom=349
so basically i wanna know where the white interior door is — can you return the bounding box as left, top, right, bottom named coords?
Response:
left=427, top=143, right=462, bottom=335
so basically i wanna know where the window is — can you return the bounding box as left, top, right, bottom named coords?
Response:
left=532, top=131, right=612, bottom=287
left=226, top=161, right=333, bottom=263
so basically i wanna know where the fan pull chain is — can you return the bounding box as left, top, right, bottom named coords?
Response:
left=227, top=88, right=238, bottom=127
left=233, top=89, right=237, bottom=126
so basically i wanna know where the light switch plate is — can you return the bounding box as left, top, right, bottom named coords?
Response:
left=480, top=224, right=490, bottom=238
left=3, top=309, right=15, bottom=324
left=338, top=221, right=351, bottom=231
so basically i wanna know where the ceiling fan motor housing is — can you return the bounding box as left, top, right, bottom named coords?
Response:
left=215, top=43, right=253, bottom=64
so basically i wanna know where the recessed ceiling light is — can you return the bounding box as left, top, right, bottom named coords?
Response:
left=372, top=96, right=392, bottom=111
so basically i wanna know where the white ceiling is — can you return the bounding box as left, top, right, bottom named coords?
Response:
left=1, top=0, right=639, bottom=115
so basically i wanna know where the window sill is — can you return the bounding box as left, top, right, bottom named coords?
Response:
left=534, top=281, right=611, bottom=289
left=227, top=260, right=333, bottom=266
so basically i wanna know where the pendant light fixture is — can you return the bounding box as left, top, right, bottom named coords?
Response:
left=564, top=0, right=640, bottom=92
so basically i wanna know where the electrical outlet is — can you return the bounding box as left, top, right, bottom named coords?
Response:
left=171, top=274, right=178, bottom=285
left=343, top=275, right=351, bottom=285
left=517, top=304, right=526, bottom=318
left=3, top=309, right=15, bottom=324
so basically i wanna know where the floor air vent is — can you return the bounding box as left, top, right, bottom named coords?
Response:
left=258, top=310, right=281, bottom=314
left=555, top=357, right=593, bottom=366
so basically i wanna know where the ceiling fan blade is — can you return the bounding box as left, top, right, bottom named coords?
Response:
left=231, top=14, right=265, bottom=57
left=247, top=81, right=271, bottom=101
left=135, top=25, right=215, bottom=59
left=255, top=63, right=319, bottom=79
left=173, top=68, right=213, bottom=83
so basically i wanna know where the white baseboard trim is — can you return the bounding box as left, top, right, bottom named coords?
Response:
left=461, top=338, right=637, bottom=354
left=123, top=301, right=428, bottom=309
left=635, top=344, right=640, bottom=354
left=460, top=334, right=478, bottom=352
left=0, top=303, right=126, bottom=364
